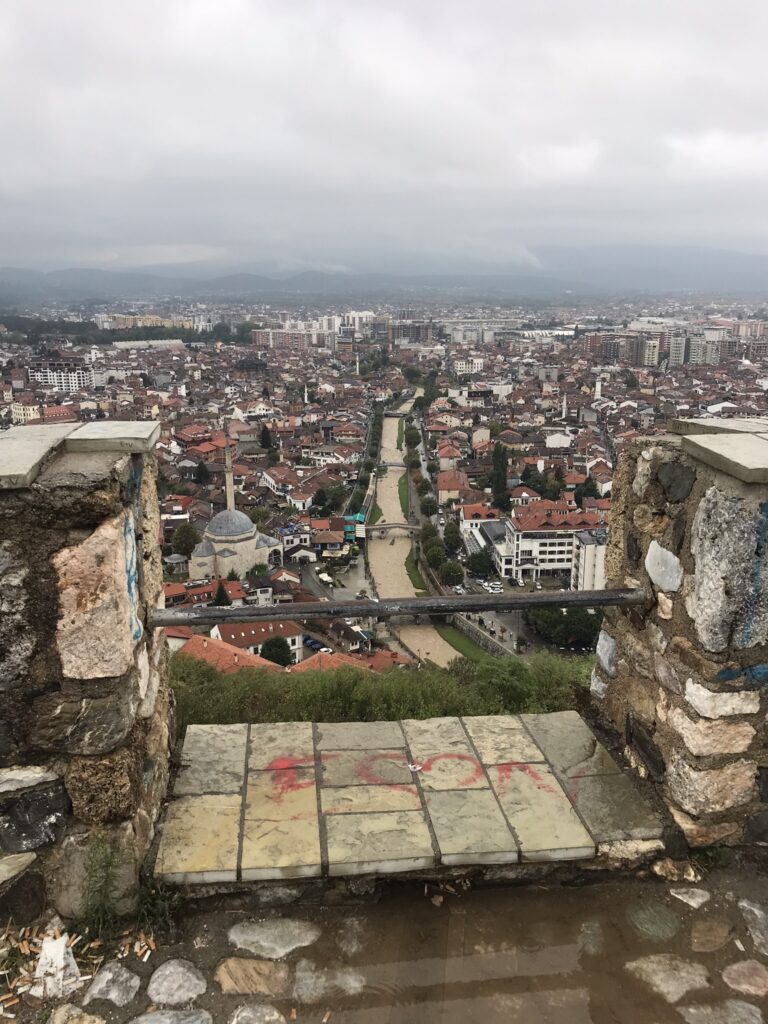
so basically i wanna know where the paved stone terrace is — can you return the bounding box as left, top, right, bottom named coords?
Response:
left=155, top=713, right=664, bottom=883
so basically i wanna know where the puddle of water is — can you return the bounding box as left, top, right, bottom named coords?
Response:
left=165, top=873, right=767, bottom=1024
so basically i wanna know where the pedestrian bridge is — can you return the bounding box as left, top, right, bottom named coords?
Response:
left=366, top=521, right=420, bottom=536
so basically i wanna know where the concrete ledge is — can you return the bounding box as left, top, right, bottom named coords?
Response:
left=670, top=416, right=768, bottom=436
left=681, top=432, right=768, bottom=483
left=0, top=420, right=160, bottom=489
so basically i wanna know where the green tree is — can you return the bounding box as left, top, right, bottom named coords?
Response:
left=624, top=371, right=639, bottom=389
left=226, top=569, right=240, bottom=581
left=417, top=478, right=432, bottom=496
left=439, top=560, right=464, bottom=586
left=466, top=549, right=494, bottom=576
left=313, top=487, right=328, bottom=509
left=491, top=442, right=510, bottom=511
left=443, top=521, right=462, bottom=555
left=171, top=522, right=200, bottom=558
left=404, top=426, right=421, bottom=449
left=421, top=523, right=439, bottom=543
left=267, top=448, right=280, bottom=466
left=212, top=581, right=232, bottom=606
left=212, top=321, right=231, bottom=341
left=194, top=461, right=210, bottom=485
left=260, top=636, right=293, bottom=666
left=420, top=497, right=438, bottom=517
left=260, top=423, right=273, bottom=449
left=574, top=477, right=601, bottom=506
left=426, top=545, right=446, bottom=569
left=326, top=483, right=347, bottom=512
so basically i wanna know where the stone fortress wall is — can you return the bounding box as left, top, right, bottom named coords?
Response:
left=594, top=419, right=768, bottom=847
left=0, top=422, right=171, bottom=919
left=3, top=417, right=768, bottom=919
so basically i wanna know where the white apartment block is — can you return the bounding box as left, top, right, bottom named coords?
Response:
left=571, top=530, right=608, bottom=591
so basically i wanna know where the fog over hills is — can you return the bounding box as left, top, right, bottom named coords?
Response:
left=1, top=245, right=768, bottom=306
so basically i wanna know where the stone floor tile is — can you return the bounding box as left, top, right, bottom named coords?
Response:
left=242, top=769, right=321, bottom=880
left=174, top=724, right=248, bottom=796
left=462, top=715, right=545, bottom=764
left=415, top=750, right=488, bottom=791
left=321, top=784, right=421, bottom=814
left=488, top=764, right=595, bottom=861
left=401, top=717, right=467, bottom=754
left=249, top=722, right=315, bottom=772
left=0, top=423, right=79, bottom=489
left=522, top=711, right=621, bottom=778
left=326, top=810, right=435, bottom=875
left=64, top=420, right=161, bottom=453
left=316, top=721, right=405, bottom=750
left=245, top=768, right=318, bottom=821
left=155, top=795, right=241, bottom=883
left=320, top=749, right=412, bottom=787
left=564, top=773, right=664, bottom=842
left=425, top=789, right=518, bottom=866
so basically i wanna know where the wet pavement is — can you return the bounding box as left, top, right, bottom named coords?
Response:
left=43, top=865, right=768, bottom=1024
left=155, top=715, right=663, bottom=884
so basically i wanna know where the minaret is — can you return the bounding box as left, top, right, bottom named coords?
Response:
left=594, top=379, right=602, bottom=400
left=561, top=391, right=567, bottom=420
left=356, top=352, right=360, bottom=375
left=225, top=429, right=235, bottom=512
left=304, top=382, right=309, bottom=405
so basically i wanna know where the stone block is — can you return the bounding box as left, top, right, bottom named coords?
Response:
left=0, top=423, right=79, bottom=489
left=687, top=486, right=766, bottom=651
left=424, top=789, right=518, bottom=866
left=249, top=722, right=315, bottom=771
left=682, top=432, right=768, bottom=483
left=325, top=810, right=435, bottom=875
left=155, top=795, right=241, bottom=884
left=668, top=804, right=741, bottom=847
left=0, top=852, right=45, bottom=921
left=64, top=743, right=144, bottom=824
left=30, top=679, right=140, bottom=755
left=321, top=785, right=420, bottom=814
left=64, top=421, right=161, bottom=453
left=564, top=773, right=663, bottom=842
left=462, top=715, right=543, bottom=765
left=667, top=707, right=756, bottom=757
left=0, top=781, right=69, bottom=852
left=0, top=766, right=58, bottom=794
left=316, top=721, right=404, bottom=750
left=0, top=541, right=33, bottom=694
left=49, top=820, right=144, bottom=917
left=175, top=724, right=248, bottom=796
left=665, top=753, right=757, bottom=816
left=657, top=461, right=696, bottom=502
left=645, top=540, right=683, bottom=592
left=590, top=668, right=608, bottom=699
left=685, top=680, right=760, bottom=719
left=522, top=711, right=620, bottom=778
left=53, top=511, right=142, bottom=679
left=241, top=770, right=321, bottom=881
left=320, top=749, right=411, bottom=787
left=654, top=652, right=681, bottom=694
left=596, top=630, right=617, bottom=676
left=488, top=763, right=595, bottom=861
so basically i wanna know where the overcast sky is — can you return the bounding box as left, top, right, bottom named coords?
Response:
left=2, top=0, right=767, bottom=273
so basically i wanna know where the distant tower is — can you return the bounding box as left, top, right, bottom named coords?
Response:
left=561, top=391, right=567, bottom=420
left=304, top=382, right=309, bottom=405
left=356, top=352, right=360, bottom=375
left=594, top=379, right=602, bottom=400
left=224, top=427, right=235, bottom=512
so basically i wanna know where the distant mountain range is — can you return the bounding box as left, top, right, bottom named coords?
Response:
left=1, top=245, right=767, bottom=306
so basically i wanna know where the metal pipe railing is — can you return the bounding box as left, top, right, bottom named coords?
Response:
left=149, top=587, right=645, bottom=628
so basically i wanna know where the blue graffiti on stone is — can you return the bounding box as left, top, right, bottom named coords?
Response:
left=740, top=500, right=768, bottom=648
left=123, top=511, right=143, bottom=643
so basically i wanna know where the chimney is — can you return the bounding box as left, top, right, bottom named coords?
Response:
left=202, top=638, right=207, bottom=648
left=269, top=623, right=273, bottom=632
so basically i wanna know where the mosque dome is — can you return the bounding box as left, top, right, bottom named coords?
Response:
left=205, top=508, right=255, bottom=540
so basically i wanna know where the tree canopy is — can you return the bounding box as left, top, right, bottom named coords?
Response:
left=260, top=636, right=293, bottom=666
left=171, top=522, right=200, bottom=558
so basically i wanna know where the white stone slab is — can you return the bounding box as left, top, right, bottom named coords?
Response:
left=682, top=433, right=768, bottom=483
left=0, top=423, right=79, bottom=488
left=65, top=420, right=161, bottom=453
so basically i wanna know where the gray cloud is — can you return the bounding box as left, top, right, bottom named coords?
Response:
left=1, top=0, right=767, bottom=271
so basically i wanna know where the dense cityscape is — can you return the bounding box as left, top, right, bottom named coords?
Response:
left=3, top=294, right=768, bottom=669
